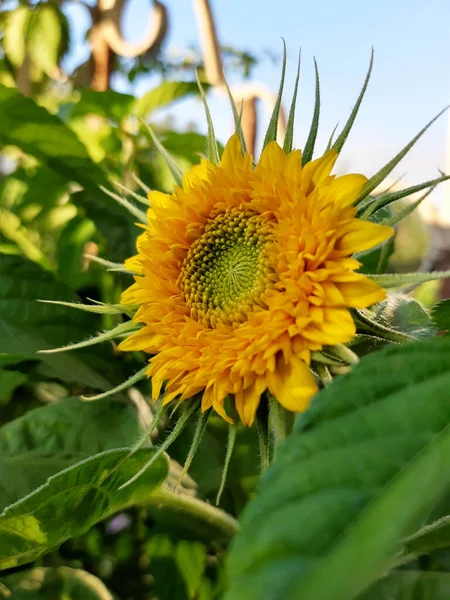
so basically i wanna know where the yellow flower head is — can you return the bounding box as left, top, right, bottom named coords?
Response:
left=119, top=135, right=393, bottom=425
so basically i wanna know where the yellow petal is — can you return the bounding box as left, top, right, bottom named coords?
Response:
left=336, top=219, right=394, bottom=254
left=182, top=159, right=210, bottom=189
left=220, top=133, right=251, bottom=172
left=258, top=140, right=288, bottom=171
left=235, top=377, right=266, bottom=426
left=268, top=356, right=318, bottom=413
left=301, top=151, right=338, bottom=195
left=338, top=275, right=387, bottom=308
left=328, top=174, right=368, bottom=207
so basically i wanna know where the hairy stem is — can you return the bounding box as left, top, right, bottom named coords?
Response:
left=151, top=488, right=239, bottom=537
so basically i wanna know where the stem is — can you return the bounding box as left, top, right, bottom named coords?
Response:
left=152, top=488, right=239, bottom=537
left=268, top=393, right=286, bottom=455
left=256, top=411, right=270, bottom=473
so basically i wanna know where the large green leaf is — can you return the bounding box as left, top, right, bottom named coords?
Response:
left=56, top=215, right=97, bottom=289
left=27, top=4, right=66, bottom=79
left=136, top=81, right=201, bottom=118
left=0, top=566, right=117, bottom=599
left=0, top=448, right=169, bottom=570
left=226, top=337, right=450, bottom=600
left=0, top=452, right=85, bottom=513
left=0, top=397, right=143, bottom=457
left=73, top=189, right=137, bottom=262
left=71, top=89, right=135, bottom=123
left=359, top=571, right=450, bottom=599
left=0, top=368, right=27, bottom=403
left=3, top=7, right=29, bottom=67
left=0, top=396, right=146, bottom=524
left=0, top=86, right=106, bottom=190
left=0, top=255, right=122, bottom=390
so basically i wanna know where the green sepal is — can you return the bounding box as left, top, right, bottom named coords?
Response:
left=378, top=186, right=436, bottom=228
left=325, top=122, right=340, bottom=152
left=365, top=270, right=450, bottom=289
left=224, top=78, right=247, bottom=155
left=302, top=58, right=320, bottom=165
left=118, top=401, right=199, bottom=490
left=81, top=365, right=148, bottom=401
left=99, top=185, right=148, bottom=223
left=38, top=299, right=138, bottom=317
left=177, top=408, right=212, bottom=486
left=262, top=39, right=287, bottom=149
left=38, top=320, right=139, bottom=354
left=196, top=71, right=220, bottom=165
left=360, top=172, right=450, bottom=219
left=216, top=421, right=237, bottom=506
left=141, top=120, right=184, bottom=187
left=331, top=49, right=373, bottom=154
left=283, top=48, right=301, bottom=154
left=114, top=181, right=150, bottom=206
left=355, top=106, right=449, bottom=204
left=82, top=254, right=140, bottom=276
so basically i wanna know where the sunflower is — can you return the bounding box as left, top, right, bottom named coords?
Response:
left=119, top=135, right=393, bottom=425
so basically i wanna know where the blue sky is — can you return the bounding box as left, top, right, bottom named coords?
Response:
left=64, top=0, right=450, bottom=204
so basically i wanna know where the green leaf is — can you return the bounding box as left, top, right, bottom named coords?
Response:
left=71, top=89, right=136, bottom=122
left=226, top=337, right=450, bottom=600
left=302, top=59, right=320, bottom=165
left=0, top=86, right=107, bottom=190
left=431, top=299, right=450, bottom=335
left=262, top=40, right=287, bottom=149
left=0, top=452, right=86, bottom=513
left=331, top=49, right=373, bottom=154
left=162, top=131, right=224, bottom=164
left=366, top=270, right=450, bottom=289
left=72, top=189, right=137, bottom=263
left=359, top=571, right=450, bottom=600
left=27, top=4, right=64, bottom=78
left=0, top=448, right=169, bottom=570
left=136, top=81, right=201, bottom=119
left=56, top=215, right=97, bottom=289
left=145, top=536, right=207, bottom=600
left=0, top=255, right=122, bottom=390
left=0, top=566, right=117, bottom=600
left=0, top=369, right=27, bottom=404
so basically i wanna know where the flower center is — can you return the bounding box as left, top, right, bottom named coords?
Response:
left=178, top=207, right=276, bottom=327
